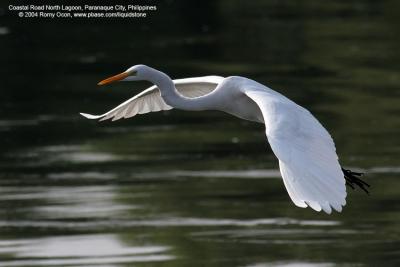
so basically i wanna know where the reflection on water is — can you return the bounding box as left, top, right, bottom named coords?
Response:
left=0, top=217, right=340, bottom=230
left=245, top=263, right=335, bottom=267
left=0, top=27, right=9, bottom=35
left=0, top=234, right=173, bottom=266
left=1, top=0, right=400, bottom=266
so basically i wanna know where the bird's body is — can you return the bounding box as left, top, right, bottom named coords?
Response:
left=81, top=65, right=368, bottom=214
left=208, top=76, right=268, bottom=123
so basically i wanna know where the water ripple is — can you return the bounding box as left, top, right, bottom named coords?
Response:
left=0, top=217, right=340, bottom=230
left=134, top=169, right=281, bottom=179
left=0, top=234, right=174, bottom=266
left=246, top=262, right=335, bottom=267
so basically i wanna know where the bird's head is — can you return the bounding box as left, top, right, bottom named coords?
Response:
left=97, top=64, right=152, bottom=86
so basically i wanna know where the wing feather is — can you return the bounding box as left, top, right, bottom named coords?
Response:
left=80, top=76, right=224, bottom=121
left=244, top=87, right=346, bottom=213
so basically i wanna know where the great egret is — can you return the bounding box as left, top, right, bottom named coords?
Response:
left=81, top=65, right=369, bottom=214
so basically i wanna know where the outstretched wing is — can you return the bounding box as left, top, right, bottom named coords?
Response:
left=80, top=76, right=224, bottom=121
left=244, top=87, right=346, bottom=214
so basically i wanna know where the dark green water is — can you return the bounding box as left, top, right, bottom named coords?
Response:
left=1, top=1, right=400, bottom=266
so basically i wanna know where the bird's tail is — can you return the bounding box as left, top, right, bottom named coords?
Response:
left=342, top=168, right=370, bottom=194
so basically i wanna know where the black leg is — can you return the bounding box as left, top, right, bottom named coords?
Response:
left=342, top=167, right=370, bottom=194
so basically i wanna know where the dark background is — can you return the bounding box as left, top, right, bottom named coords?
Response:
left=0, top=0, right=399, bottom=266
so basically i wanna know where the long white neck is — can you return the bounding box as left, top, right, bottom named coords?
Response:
left=146, top=68, right=214, bottom=111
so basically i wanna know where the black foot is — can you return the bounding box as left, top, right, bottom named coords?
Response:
left=342, top=167, right=370, bottom=194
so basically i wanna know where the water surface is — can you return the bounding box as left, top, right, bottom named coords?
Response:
left=1, top=0, right=399, bottom=266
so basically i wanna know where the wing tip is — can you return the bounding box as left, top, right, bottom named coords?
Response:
left=79, top=113, right=103, bottom=120
left=304, top=200, right=345, bottom=214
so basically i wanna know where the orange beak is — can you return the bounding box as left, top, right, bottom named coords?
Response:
left=97, top=72, right=130, bottom=86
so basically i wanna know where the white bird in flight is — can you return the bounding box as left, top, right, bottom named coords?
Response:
left=81, top=65, right=369, bottom=214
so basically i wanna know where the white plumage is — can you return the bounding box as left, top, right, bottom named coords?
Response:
left=81, top=65, right=348, bottom=213
left=80, top=76, right=223, bottom=121
left=244, top=89, right=346, bottom=213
